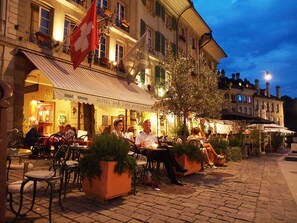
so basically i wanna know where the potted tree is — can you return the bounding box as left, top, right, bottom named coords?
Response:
left=79, top=134, right=136, bottom=200
left=172, top=143, right=205, bottom=176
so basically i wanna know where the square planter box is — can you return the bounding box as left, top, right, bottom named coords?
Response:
left=214, top=156, right=226, bottom=166
left=82, top=161, right=131, bottom=200
left=174, top=154, right=201, bottom=176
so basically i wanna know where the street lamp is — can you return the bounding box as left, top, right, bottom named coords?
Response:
left=264, top=71, right=272, bottom=81
left=175, top=1, right=194, bottom=54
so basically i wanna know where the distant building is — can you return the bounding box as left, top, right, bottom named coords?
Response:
left=219, top=72, right=284, bottom=126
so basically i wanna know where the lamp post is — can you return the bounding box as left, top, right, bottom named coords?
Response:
left=264, top=71, right=272, bottom=81
left=175, top=1, right=194, bottom=54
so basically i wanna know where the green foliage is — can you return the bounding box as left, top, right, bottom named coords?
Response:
left=271, top=133, right=284, bottom=152
left=172, top=143, right=206, bottom=163
left=79, top=134, right=137, bottom=181
left=228, top=134, right=244, bottom=147
left=154, top=46, right=223, bottom=139
left=209, top=136, right=228, bottom=154
left=226, top=146, right=242, bottom=162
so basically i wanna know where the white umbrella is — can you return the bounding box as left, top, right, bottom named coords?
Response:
left=247, top=123, right=286, bottom=129
left=264, top=128, right=295, bottom=134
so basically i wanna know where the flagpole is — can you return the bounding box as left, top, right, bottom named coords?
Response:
left=56, top=0, right=97, bottom=52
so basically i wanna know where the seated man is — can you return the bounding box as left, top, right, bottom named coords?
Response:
left=135, top=119, right=187, bottom=186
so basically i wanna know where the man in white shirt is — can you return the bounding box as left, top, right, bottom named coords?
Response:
left=135, top=119, right=187, bottom=186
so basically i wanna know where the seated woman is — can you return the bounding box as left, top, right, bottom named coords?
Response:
left=187, top=127, right=224, bottom=168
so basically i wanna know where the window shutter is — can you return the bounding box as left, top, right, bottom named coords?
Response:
left=161, top=68, right=165, bottom=81
left=161, top=34, right=165, bottom=55
left=140, top=69, right=145, bottom=83
left=155, top=31, right=161, bottom=52
left=172, top=17, right=177, bottom=30
left=161, top=5, right=165, bottom=22
left=171, top=42, right=177, bottom=56
left=140, top=19, right=146, bottom=35
left=155, top=1, right=161, bottom=17
left=155, top=66, right=161, bottom=85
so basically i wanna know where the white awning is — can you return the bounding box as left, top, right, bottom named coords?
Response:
left=23, top=51, right=155, bottom=111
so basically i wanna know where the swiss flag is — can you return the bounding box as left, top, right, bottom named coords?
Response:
left=70, top=0, right=98, bottom=69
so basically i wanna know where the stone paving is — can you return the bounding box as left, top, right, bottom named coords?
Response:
left=5, top=152, right=297, bottom=223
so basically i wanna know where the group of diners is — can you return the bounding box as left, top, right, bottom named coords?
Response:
left=112, top=118, right=224, bottom=186
left=23, top=123, right=79, bottom=158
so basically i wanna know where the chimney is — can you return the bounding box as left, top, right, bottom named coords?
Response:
left=232, top=73, right=235, bottom=80
left=236, top=72, right=240, bottom=80
left=276, top=85, right=281, bottom=98
left=221, top=69, right=225, bottom=77
left=255, top=79, right=260, bottom=94
left=266, top=82, right=270, bottom=97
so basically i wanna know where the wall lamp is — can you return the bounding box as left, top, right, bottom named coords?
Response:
left=199, top=32, right=212, bottom=49
left=175, top=1, right=194, bottom=55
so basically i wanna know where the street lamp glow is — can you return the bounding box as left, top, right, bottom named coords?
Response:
left=264, top=71, right=272, bottom=81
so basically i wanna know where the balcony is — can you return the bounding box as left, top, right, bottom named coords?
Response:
left=115, top=19, right=129, bottom=32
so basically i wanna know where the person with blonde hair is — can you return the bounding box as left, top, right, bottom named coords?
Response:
left=124, top=126, right=135, bottom=142
left=187, top=127, right=224, bottom=168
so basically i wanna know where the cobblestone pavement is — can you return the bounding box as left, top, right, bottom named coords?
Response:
left=5, top=152, right=297, bottom=223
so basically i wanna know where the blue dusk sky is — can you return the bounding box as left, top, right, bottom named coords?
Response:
left=193, top=0, right=297, bottom=98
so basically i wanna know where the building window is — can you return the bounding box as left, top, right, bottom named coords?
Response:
left=98, top=0, right=108, bottom=9
left=262, top=101, right=265, bottom=109
left=115, top=42, right=124, bottom=63
left=165, top=13, right=171, bottom=29
left=31, top=4, right=53, bottom=37
left=271, top=103, right=274, bottom=112
left=238, top=106, right=242, bottom=113
left=244, top=107, right=247, bottom=114
left=249, top=107, right=252, bottom=115
left=231, top=94, right=236, bottom=103
left=155, top=66, right=165, bottom=85
left=276, top=104, right=279, bottom=113
left=139, top=69, right=145, bottom=84
left=237, top=95, right=242, bottom=103
left=116, top=2, right=125, bottom=22
left=224, top=93, right=229, bottom=100
left=192, top=37, right=197, bottom=49
left=94, top=36, right=107, bottom=62
left=63, top=18, right=76, bottom=54
left=267, top=102, right=270, bottom=111
left=248, top=96, right=252, bottom=103
left=243, top=95, right=247, bottom=103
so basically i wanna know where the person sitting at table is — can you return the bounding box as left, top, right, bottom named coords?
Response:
left=124, top=126, right=135, bottom=142
left=24, top=123, right=41, bottom=157
left=111, top=119, right=124, bottom=138
left=56, top=125, right=65, bottom=137
left=135, top=119, right=188, bottom=186
left=65, top=124, right=75, bottom=140
left=187, top=127, right=224, bottom=167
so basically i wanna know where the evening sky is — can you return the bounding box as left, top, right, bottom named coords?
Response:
left=194, top=0, right=297, bottom=98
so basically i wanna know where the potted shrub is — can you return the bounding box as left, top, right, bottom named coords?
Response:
left=172, top=143, right=205, bottom=176
left=208, top=136, right=228, bottom=166
left=226, top=134, right=244, bottom=162
left=79, top=134, right=136, bottom=200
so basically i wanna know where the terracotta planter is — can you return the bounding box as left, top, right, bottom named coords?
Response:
left=174, top=154, right=201, bottom=176
left=82, top=161, right=131, bottom=200
left=214, top=155, right=226, bottom=166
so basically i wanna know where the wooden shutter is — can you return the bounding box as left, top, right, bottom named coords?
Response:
left=155, top=66, right=161, bottom=85
left=155, top=1, right=161, bottom=17
left=161, top=34, right=165, bottom=55
left=140, top=19, right=146, bottom=35
left=155, top=31, right=161, bottom=52
left=172, top=17, right=177, bottom=31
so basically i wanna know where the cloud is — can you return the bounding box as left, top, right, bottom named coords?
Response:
left=195, top=0, right=297, bottom=97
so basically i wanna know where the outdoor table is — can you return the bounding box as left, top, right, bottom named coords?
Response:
left=69, top=144, right=90, bottom=160
left=7, top=148, right=33, bottom=180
